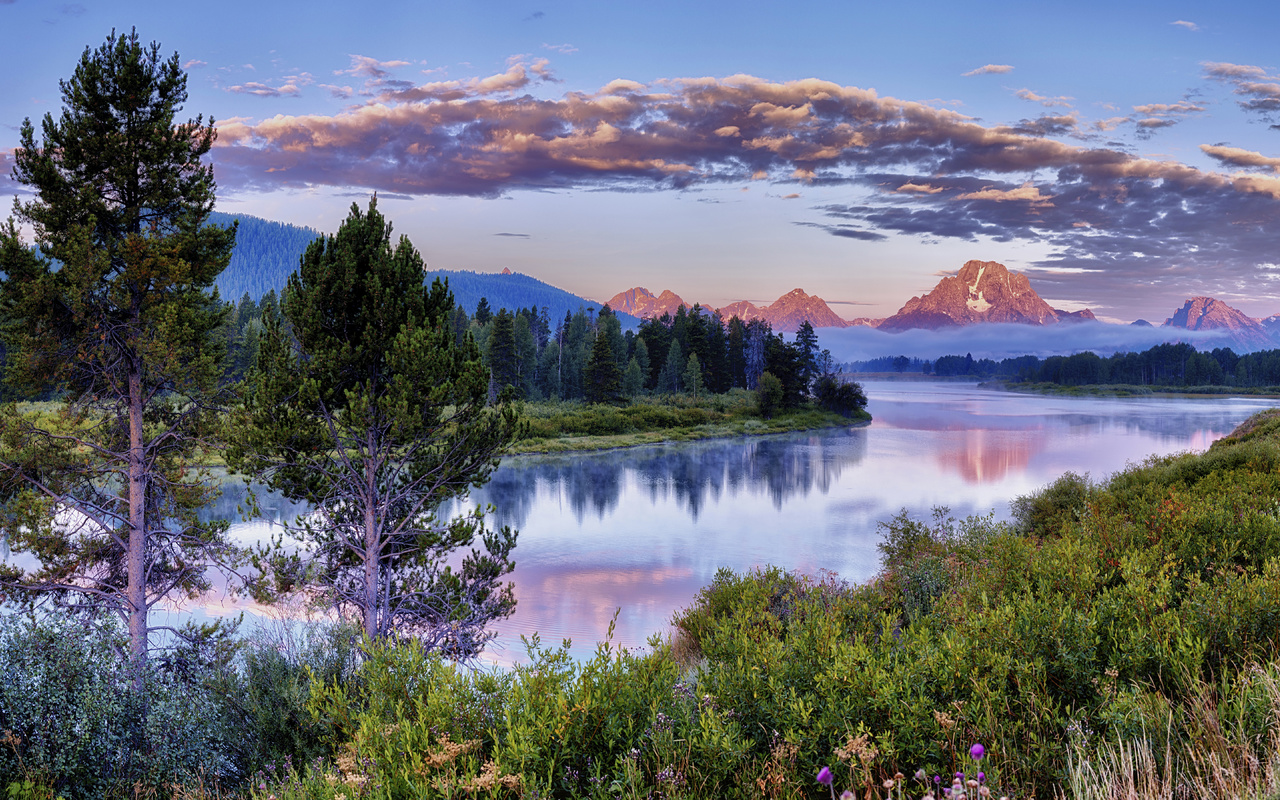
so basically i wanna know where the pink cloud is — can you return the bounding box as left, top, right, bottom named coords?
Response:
left=962, top=64, right=1013, bottom=77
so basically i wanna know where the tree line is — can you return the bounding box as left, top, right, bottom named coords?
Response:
left=463, top=298, right=849, bottom=411
left=868, top=341, right=1280, bottom=387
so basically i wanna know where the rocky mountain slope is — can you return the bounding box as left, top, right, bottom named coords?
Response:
left=1163, top=296, right=1274, bottom=350
left=607, top=286, right=851, bottom=332
left=878, top=260, right=1094, bottom=331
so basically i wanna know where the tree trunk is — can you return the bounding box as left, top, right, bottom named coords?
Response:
left=127, top=360, right=148, bottom=687
left=363, top=448, right=379, bottom=639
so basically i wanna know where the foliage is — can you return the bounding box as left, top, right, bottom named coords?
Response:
left=0, top=28, right=237, bottom=667
left=812, top=374, right=868, bottom=418
left=0, top=614, right=242, bottom=799
left=757, top=371, right=784, bottom=418
left=229, top=199, right=522, bottom=655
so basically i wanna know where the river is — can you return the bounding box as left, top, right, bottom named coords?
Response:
left=182, top=381, right=1277, bottom=665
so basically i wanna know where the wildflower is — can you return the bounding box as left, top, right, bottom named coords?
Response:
left=915, top=769, right=928, bottom=782
left=817, top=766, right=834, bottom=785
left=977, top=772, right=985, bottom=783
left=970, top=743, right=985, bottom=760
left=935, top=775, right=942, bottom=785
left=979, top=788, right=991, bottom=797
left=841, top=792, right=855, bottom=800
left=884, top=779, right=896, bottom=789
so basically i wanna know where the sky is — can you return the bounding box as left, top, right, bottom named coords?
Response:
left=4, top=0, right=1280, bottom=326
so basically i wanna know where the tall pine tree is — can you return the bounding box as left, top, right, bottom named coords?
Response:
left=230, top=200, right=522, bottom=655
left=0, top=30, right=237, bottom=671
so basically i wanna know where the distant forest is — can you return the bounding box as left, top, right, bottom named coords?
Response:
left=853, top=341, right=1280, bottom=388
left=208, top=211, right=321, bottom=302
left=423, top=269, right=641, bottom=330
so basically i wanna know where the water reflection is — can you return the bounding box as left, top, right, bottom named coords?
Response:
left=468, top=430, right=868, bottom=531
left=196, top=382, right=1275, bottom=664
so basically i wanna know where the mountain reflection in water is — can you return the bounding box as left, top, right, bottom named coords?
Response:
left=184, top=381, right=1275, bottom=664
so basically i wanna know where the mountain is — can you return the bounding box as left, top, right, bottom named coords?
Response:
left=878, top=260, right=1090, bottom=331
left=427, top=269, right=641, bottom=328
left=208, top=211, right=322, bottom=301
left=1162, top=297, right=1274, bottom=350
left=606, top=287, right=688, bottom=319
left=607, top=286, right=851, bottom=332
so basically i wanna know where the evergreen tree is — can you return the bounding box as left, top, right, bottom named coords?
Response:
left=230, top=200, right=521, bottom=655
left=0, top=30, right=237, bottom=671
left=486, top=309, right=520, bottom=396
left=794, top=320, right=820, bottom=395
left=656, top=340, right=685, bottom=394
left=584, top=330, right=622, bottom=404
left=474, top=296, right=493, bottom=325
left=633, top=336, right=651, bottom=387
left=683, top=352, right=705, bottom=398
left=514, top=312, right=538, bottom=399
left=622, top=357, right=645, bottom=398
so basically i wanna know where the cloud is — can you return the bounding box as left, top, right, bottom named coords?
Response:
left=494, top=232, right=531, bottom=238
left=226, top=75, right=311, bottom=97
left=210, top=70, right=1280, bottom=317
left=59, top=3, right=85, bottom=15
left=543, top=43, right=578, bottom=54
left=793, top=221, right=888, bottom=241
left=183, top=59, right=208, bottom=70
left=1171, top=20, right=1200, bottom=31
left=1204, top=61, right=1280, bottom=118
left=954, top=183, right=1053, bottom=205
left=1200, top=144, right=1280, bottom=171
left=525, top=10, right=545, bottom=20
left=336, top=55, right=412, bottom=79
left=1015, top=89, right=1074, bottom=108
left=962, top=64, right=1013, bottom=77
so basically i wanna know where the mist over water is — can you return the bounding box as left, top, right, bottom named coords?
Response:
left=187, top=382, right=1276, bottom=664
left=821, top=321, right=1262, bottom=363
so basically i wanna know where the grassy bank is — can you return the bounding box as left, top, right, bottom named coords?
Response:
left=506, top=389, right=869, bottom=454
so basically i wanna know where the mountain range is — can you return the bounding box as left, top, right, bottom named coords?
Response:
left=606, top=286, right=850, bottom=333
left=210, top=211, right=1280, bottom=351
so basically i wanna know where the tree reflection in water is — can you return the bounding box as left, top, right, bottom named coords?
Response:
left=467, top=429, right=868, bottom=530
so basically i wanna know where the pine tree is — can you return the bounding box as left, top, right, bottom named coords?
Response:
left=683, top=352, right=705, bottom=398
left=584, top=329, right=622, bottom=404
left=656, top=340, right=685, bottom=394
left=622, top=357, right=645, bottom=398
left=486, top=309, right=520, bottom=395
left=474, top=296, right=493, bottom=325
left=0, top=30, right=237, bottom=671
left=230, top=200, right=522, bottom=655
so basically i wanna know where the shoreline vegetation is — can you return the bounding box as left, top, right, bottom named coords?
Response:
left=984, top=380, right=1280, bottom=399
left=506, top=390, right=870, bottom=454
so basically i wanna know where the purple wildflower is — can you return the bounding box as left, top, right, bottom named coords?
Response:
left=978, top=772, right=986, bottom=783
left=817, top=766, right=833, bottom=786
left=970, top=743, right=985, bottom=760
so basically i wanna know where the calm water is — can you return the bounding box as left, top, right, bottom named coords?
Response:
left=183, top=382, right=1276, bottom=664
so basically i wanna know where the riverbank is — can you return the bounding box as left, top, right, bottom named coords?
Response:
left=507, top=402, right=869, bottom=454
left=503, top=388, right=868, bottom=454
left=982, top=379, right=1280, bottom=399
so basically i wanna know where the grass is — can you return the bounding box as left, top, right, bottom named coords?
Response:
left=506, top=391, right=869, bottom=454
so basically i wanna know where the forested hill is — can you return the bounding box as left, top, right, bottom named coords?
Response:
left=424, top=269, right=641, bottom=329
left=205, top=213, right=635, bottom=327
left=208, top=211, right=322, bottom=302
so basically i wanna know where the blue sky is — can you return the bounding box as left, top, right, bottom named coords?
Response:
left=4, top=0, right=1280, bottom=324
